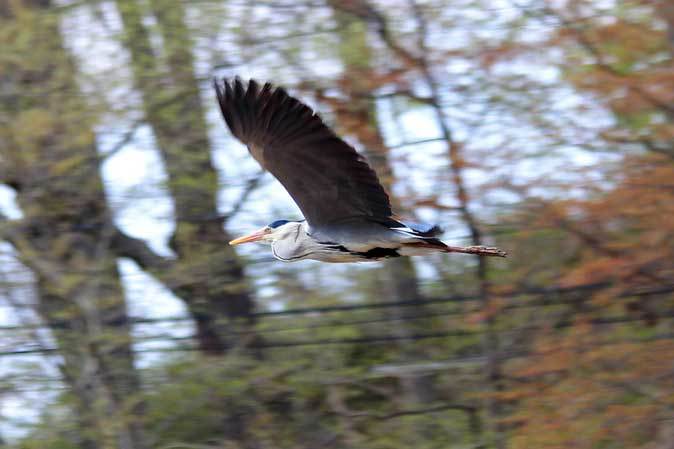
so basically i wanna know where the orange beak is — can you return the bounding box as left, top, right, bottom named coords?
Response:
left=229, top=227, right=271, bottom=245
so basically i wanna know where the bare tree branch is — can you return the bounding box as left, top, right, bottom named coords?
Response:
left=541, top=4, right=674, bottom=120
left=0, top=216, right=64, bottom=286
left=111, top=228, right=175, bottom=274
left=332, top=0, right=420, bottom=68
left=657, top=0, right=674, bottom=56
left=99, top=118, right=145, bottom=161
left=602, top=133, right=674, bottom=161
left=329, top=394, right=478, bottom=421
left=221, top=170, right=265, bottom=222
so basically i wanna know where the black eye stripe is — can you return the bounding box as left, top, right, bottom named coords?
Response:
left=269, top=219, right=289, bottom=229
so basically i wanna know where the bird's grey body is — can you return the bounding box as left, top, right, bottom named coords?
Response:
left=214, top=78, right=506, bottom=262
left=269, top=220, right=444, bottom=263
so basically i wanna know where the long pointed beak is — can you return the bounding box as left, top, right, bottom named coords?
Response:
left=229, top=228, right=270, bottom=245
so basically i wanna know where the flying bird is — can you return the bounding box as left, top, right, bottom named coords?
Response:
left=214, top=78, right=506, bottom=263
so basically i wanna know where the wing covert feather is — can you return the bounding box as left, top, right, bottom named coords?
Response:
left=214, top=78, right=393, bottom=227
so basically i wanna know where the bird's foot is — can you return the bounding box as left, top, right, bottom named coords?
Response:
left=466, top=245, right=507, bottom=257
left=445, top=245, right=508, bottom=257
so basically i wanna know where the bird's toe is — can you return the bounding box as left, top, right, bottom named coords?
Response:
left=468, top=245, right=508, bottom=257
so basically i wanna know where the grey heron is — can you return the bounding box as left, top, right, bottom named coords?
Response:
left=214, top=78, right=506, bottom=263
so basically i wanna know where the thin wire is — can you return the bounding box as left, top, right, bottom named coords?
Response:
left=4, top=329, right=674, bottom=375
left=1, top=281, right=672, bottom=332
left=3, top=310, right=673, bottom=358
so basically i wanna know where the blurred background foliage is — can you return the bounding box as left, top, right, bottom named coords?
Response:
left=0, top=0, right=673, bottom=448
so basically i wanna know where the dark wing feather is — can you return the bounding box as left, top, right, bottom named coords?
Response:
left=403, top=221, right=443, bottom=237
left=214, top=78, right=393, bottom=227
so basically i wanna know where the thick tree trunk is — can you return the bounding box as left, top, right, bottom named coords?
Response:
left=115, top=0, right=256, bottom=354
left=326, top=3, right=488, bottom=445
left=0, top=2, right=146, bottom=448
left=329, top=3, right=437, bottom=411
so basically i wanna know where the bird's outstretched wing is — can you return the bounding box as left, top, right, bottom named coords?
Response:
left=214, top=78, right=393, bottom=228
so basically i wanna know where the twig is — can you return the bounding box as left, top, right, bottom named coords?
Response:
left=99, top=118, right=145, bottom=161
left=221, top=170, right=265, bottom=222
left=539, top=4, right=674, bottom=119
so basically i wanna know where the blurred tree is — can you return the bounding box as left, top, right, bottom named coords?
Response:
left=307, top=3, right=444, bottom=443
left=327, top=2, right=507, bottom=446
left=551, top=0, right=674, bottom=159
left=1, top=1, right=673, bottom=448
left=113, top=0, right=256, bottom=355
left=492, top=1, right=674, bottom=447
left=0, top=1, right=146, bottom=448
left=328, top=0, right=428, bottom=361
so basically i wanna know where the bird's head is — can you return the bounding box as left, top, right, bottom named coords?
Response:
left=229, top=220, right=302, bottom=245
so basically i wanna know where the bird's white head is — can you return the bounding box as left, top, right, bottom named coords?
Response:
left=229, top=220, right=303, bottom=246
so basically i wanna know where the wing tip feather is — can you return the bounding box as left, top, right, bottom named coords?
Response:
left=212, top=76, right=394, bottom=222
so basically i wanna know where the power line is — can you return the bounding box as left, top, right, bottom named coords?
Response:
left=252, top=282, right=674, bottom=316
left=3, top=310, right=673, bottom=358
left=4, top=332, right=674, bottom=396
left=1, top=282, right=672, bottom=334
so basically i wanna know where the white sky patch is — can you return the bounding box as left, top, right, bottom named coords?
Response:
left=0, top=244, right=63, bottom=442
left=117, top=259, right=195, bottom=368
left=0, top=185, right=22, bottom=220
left=100, top=125, right=175, bottom=257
